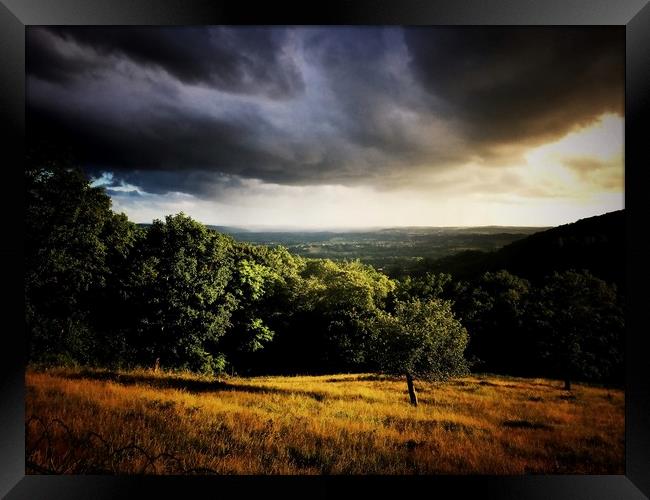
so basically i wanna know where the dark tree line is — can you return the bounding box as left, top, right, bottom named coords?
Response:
left=26, top=155, right=624, bottom=397
left=398, top=269, right=624, bottom=387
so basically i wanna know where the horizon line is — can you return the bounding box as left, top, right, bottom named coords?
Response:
left=129, top=208, right=623, bottom=232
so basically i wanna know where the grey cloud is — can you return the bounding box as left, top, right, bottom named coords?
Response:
left=302, top=28, right=455, bottom=159
left=29, top=98, right=317, bottom=188
left=26, top=28, right=104, bottom=84
left=28, top=26, right=304, bottom=100
left=26, top=26, right=624, bottom=199
left=404, top=27, right=624, bottom=148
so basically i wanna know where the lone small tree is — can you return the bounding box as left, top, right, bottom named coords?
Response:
left=370, top=298, right=469, bottom=406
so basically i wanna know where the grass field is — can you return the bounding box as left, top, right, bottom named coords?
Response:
left=26, top=367, right=624, bottom=475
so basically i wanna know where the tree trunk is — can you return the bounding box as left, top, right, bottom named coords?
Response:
left=406, top=373, right=418, bottom=406
left=564, top=377, right=571, bottom=391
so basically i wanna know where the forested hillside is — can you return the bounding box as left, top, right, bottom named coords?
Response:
left=418, top=211, right=625, bottom=290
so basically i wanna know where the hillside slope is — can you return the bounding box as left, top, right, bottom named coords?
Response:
left=424, top=210, right=625, bottom=288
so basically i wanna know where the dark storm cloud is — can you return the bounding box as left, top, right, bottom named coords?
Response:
left=111, top=170, right=247, bottom=198
left=302, top=28, right=406, bottom=150
left=28, top=97, right=320, bottom=194
left=27, top=81, right=380, bottom=193
left=27, top=26, right=436, bottom=192
left=404, top=27, right=624, bottom=148
left=297, top=27, right=467, bottom=172
left=26, top=26, right=623, bottom=198
left=27, top=26, right=304, bottom=99
left=26, top=28, right=104, bottom=84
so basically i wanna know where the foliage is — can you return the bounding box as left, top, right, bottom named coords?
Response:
left=529, top=270, right=624, bottom=384
left=296, top=259, right=396, bottom=370
left=127, top=213, right=236, bottom=374
left=392, top=272, right=453, bottom=303
left=370, top=298, right=469, bottom=380
left=25, top=152, right=136, bottom=364
left=219, top=244, right=305, bottom=372
left=25, top=153, right=624, bottom=384
left=453, top=270, right=533, bottom=374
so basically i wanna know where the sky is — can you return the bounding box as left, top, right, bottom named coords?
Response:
left=26, top=27, right=624, bottom=228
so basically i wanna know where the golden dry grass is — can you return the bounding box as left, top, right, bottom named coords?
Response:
left=26, top=367, right=624, bottom=475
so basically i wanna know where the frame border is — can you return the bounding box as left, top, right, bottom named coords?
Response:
left=2, top=1, right=648, bottom=498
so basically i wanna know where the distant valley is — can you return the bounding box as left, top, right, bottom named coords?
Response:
left=136, top=210, right=624, bottom=288
left=204, top=225, right=546, bottom=275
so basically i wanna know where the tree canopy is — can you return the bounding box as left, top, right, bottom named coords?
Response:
left=368, top=298, right=468, bottom=405
left=370, top=298, right=469, bottom=381
left=529, top=270, right=624, bottom=388
left=25, top=154, right=624, bottom=388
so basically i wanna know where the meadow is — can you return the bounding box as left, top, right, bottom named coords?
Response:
left=26, top=367, right=624, bottom=475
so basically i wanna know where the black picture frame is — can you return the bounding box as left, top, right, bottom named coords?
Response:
left=2, top=1, right=649, bottom=498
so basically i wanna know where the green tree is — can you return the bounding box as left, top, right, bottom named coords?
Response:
left=453, top=270, right=532, bottom=374
left=220, top=243, right=305, bottom=372
left=393, top=272, right=453, bottom=303
left=130, top=213, right=236, bottom=374
left=25, top=151, right=135, bottom=365
left=87, top=218, right=145, bottom=367
left=297, top=259, right=396, bottom=370
left=529, top=270, right=624, bottom=390
left=370, top=299, right=469, bottom=406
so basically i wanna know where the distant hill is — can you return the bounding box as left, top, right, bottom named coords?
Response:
left=424, top=210, right=625, bottom=289
left=207, top=226, right=544, bottom=273
left=136, top=222, right=545, bottom=275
